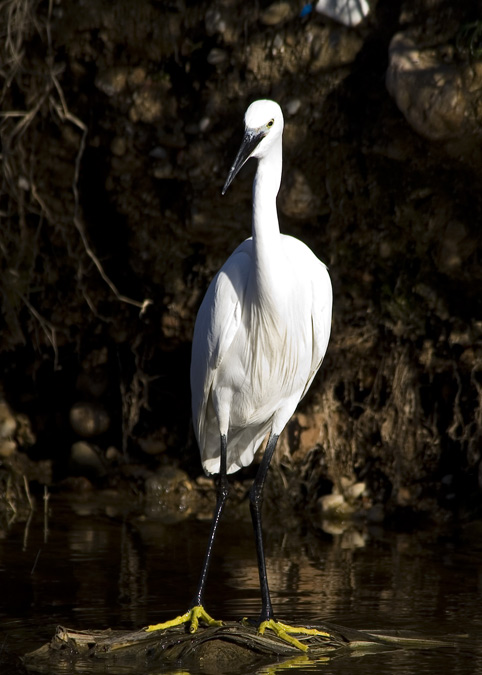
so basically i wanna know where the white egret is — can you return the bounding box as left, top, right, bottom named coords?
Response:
left=147, top=100, right=333, bottom=650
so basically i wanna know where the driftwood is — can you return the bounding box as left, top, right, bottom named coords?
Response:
left=23, top=620, right=449, bottom=674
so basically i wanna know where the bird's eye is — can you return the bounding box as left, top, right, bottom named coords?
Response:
left=266, top=119, right=274, bottom=128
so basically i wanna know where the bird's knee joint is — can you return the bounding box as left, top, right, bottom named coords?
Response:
left=249, top=485, right=263, bottom=510
left=217, top=478, right=230, bottom=502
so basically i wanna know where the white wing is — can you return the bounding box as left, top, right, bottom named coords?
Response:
left=190, top=240, right=252, bottom=464
left=303, top=259, right=332, bottom=398
left=280, top=235, right=332, bottom=402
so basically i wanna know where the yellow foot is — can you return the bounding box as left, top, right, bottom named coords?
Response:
left=145, top=605, right=223, bottom=634
left=244, top=618, right=331, bottom=652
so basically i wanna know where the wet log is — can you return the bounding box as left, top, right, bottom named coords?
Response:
left=23, top=620, right=448, bottom=673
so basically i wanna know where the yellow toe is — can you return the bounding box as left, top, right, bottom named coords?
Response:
left=258, top=619, right=331, bottom=652
left=145, top=605, right=223, bottom=634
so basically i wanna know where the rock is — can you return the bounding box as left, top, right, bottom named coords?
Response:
left=129, top=87, right=164, bottom=124
left=207, top=48, right=228, bottom=66
left=110, top=136, right=127, bottom=157
left=205, top=8, right=226, bottom=36
left=340, top=529, right=366, bottom=549
left=259, top=2, right=291, bottom=26
left=279, top=169, right=320, bottom=219
left=69, top=402, right=110, bottom=438
left=0, top=439, right=17, bottom=458
left=149, top=146, right=168, bottom=160
left=15, top=413, right=36, bottom=447
left=144, top=467, right=198, bottom=521
left=95, top=67, right=128, bottom=96
left=138, top=434, right=167, bottom=455
left=285, top=98, right=301, bottom=116
left=318, top=492, right=354, bottom=518
left=386, top=31, right=482, bottom=145
left=199, top=116, right=210, bottom=133
left=0, top=401, right=16, bottom=439
left=70, top=441, right=105, bottom=477
left=127, top=67, right=146, bottom=87
left=306, top=24, right=364, bottom=72
left=345, top=482, right=366, bottom=502
left=105, top=446, right=121, bottom=461
left=153, top=162, right=174, bottom=179
left=314, top=0, right=370, bottom=27
left=18, top=175, right=29, bottom=191
left=319, top=519, right=347, bottom=535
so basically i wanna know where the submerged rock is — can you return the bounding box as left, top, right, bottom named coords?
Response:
left=144, top=467, right=199, bottom=521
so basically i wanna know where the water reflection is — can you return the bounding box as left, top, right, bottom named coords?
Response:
left=0, top=495, right=481, bottom=674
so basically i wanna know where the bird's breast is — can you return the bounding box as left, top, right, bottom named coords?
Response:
left=214, top=286, right=312, bottom=428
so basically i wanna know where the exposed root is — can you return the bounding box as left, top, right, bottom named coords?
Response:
left=285, top=324, right=482, bottom=514
left=0, top=0, right=151, bottom=358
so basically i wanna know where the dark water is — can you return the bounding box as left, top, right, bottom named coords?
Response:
left=1, top=494, right=481, bottom=674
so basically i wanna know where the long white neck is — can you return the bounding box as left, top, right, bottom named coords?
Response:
left=251, top=138, right=283, bottom=283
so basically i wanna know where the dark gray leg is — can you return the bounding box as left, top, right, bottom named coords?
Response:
left=249, top=432, right=279, bottom=623
left=191, top=433, right=229, bottom=607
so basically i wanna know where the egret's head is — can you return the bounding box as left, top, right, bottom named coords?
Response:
left=244, top=100, right=284, bottom=157
left=222, top=99, right=284, bottom=195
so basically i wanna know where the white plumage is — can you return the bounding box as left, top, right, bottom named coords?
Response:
left=147, top=100, right=333, bottom=649
left=190, top=100, right=332, bottom=475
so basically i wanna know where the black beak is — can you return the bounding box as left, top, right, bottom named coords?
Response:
left=222, top=129, right=266, bottom=195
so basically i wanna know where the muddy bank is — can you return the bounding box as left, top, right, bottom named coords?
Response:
left=1, top=0, right=482, bottom=526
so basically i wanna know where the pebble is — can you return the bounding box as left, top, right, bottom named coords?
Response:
left=199, top=116, right=210, bottom=133
left=127, top=67, right=146, bottom=87
left=205, top=9, right=226, bottom=36
left=153, top=163, right=174, bottom=180
left=285, top=99, right=301, bottom=116
left=207, top=48, right=228, bottom=66
left=17, top=176, right=30, bottom=191
left=149, top=146, right=168, bottom=160
left=95, top=67, right=128, bottom=97
left=110, top=136, right=127, bottom=157
left=129, top=88, right=163, bottom=124
left=260, top=2, right=291, bottom=26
